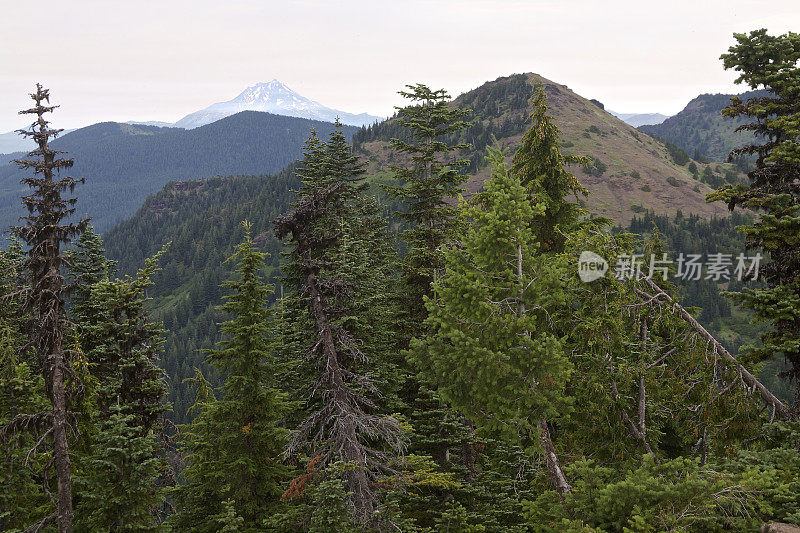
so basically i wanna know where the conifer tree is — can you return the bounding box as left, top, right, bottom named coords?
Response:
left=172, top=223, right=293, bottom=531
left=510, top=88, right=598, bottom=253
left=72, top=249, right=169, bottom=531
left=0, top=241, right=51, bottom=530
left=68, top=227, right=116, bottom=316
left=275, top=130, right=402, bottom=527
left=709, top=29, right=800, bottom=413
left=9, top=84, right=88, bottom=533
left=387, top=84, right=471, bottom=323
left=411, top=145, right=574, bottom=494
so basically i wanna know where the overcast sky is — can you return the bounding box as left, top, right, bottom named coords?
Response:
left=1, top=0, right=799, bottom=132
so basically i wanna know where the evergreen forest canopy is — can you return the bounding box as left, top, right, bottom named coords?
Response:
left=1, top=29, right=799, bottom=533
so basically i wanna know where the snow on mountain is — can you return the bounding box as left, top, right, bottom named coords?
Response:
left=174, top=79, right=382, bottom=129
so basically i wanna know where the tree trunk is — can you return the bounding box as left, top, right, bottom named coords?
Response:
left=539, top=418, right=571, bottom=495
left=51, top=357, right=73, bottom=532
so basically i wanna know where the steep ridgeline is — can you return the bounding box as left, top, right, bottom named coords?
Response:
left=354, top=73, right=738, bottom=223
left=103, top=170, right=298, bottom=421
left=639, top=90, right=769, bottom=162
left=0, top=112, right=357, bottom=233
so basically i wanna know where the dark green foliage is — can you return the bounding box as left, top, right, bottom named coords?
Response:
left=664, top=140, right=690, bottom=165
left=103, top=170, right=298, bottom=423
left=708, top=29, right=800, bottom=409
left=511, top=88, right=596, bottom=253
left=72, top=249, right=169, bottom=532
left=0, top=242, right=51, bottom=531
left=274, top=126, right=402, bottom=527
left=171, top=225, right=293, bottom=531
left=524, top=455, right=768, bottom=531
left=74, top=407, right=165, bottom=532
left=385, top=83, right=471, bottom=324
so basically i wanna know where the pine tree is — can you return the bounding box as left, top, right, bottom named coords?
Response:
left=171, top=223, right=293, bottom=531
left=709, top=29, right=800, bottom=413
left=9, top=84, right=88, bottom=533
left=411, top=145, right=574, bottom=494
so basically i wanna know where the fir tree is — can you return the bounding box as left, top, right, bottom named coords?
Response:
left=9, top=84, right=88, bottom=533
left=510, top=87, right=597, bottom=253
left=411, top=145, right=574, bottom=494
left=386, top=84, right=471, bottom=323
left=67, top=227, right=116, bottom=316
left=73, top=249, right=169, bottom=531
left=171, top=223, right=293, bottom=531
left=275, top=132, right=402, bottom=527
left=709, top=29, right=800, bottom=413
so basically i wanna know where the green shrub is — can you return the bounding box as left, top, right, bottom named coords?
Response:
left=522, top=455, right=768, bottom=532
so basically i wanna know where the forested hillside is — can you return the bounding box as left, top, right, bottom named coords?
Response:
left=103, top=171, right=298, bottom=418
left=639, top=90, right=769, bottom=162
left=0, top=112, right=357, bottom=232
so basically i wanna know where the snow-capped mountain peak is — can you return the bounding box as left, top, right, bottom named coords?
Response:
left=174, top=80, right=380, bottom=129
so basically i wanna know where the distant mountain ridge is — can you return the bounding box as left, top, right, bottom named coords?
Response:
left=0, top=80, right=379, bottom=155
left=174, top=79, right=382, bottom=129
left=638, top=90, right=769, bottom=162
left=609, top=111, right=669, bottom=127
left=0, top=111, right=358, bottom=232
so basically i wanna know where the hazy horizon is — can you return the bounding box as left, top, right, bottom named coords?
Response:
left=2, top=0, right=799, bottom=132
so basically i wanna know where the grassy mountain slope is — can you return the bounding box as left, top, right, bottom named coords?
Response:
left=639, top=90, right=768, bottom=162
left=354, top=73, right=736, bottom=223
left=0, top=112, right=357, bottom=232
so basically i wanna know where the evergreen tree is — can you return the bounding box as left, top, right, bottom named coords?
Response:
left=73, top=250, right=169, bottom=531
left=171, top=223, right=293, bottom=531
left=709, top=29, right=800, bottom=413
left=0, top=241, right=52, bottom=530
left=275, top=131, right=402, bottom=528
left=411, top=145, right=574, bottom=494
left=68, top=227, right=117, bottom=316
left=10, top=84, right=88, bottom=533
left=386, top=84, right=471, bottom=323
left=510, top=88, right=597, bottom=253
